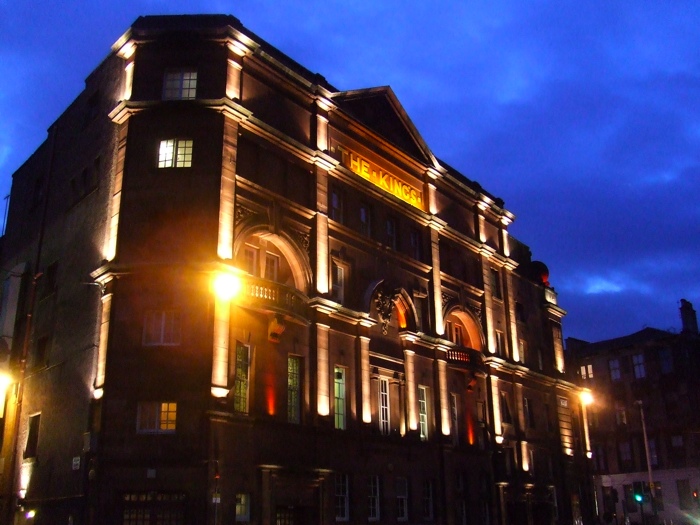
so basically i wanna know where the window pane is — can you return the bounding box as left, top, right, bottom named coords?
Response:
left=234, top=342, right=250, bottom=414
left=159, top=139, right=175, bottom=168
left=175, top=140, right=193, bottom=167
left=288, top=357, right=301, bottom=424
left=334, top=367, right=346, bottom=430
left=379, top=379, right=390, bottom=435
left=159, top=402, right=177, bottom=432
left=419, top=386, right=428, bottom=441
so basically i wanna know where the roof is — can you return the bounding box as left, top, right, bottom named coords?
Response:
left=572, top=327, right=674, bottom=358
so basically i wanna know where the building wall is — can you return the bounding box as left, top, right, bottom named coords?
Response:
left=0, top=15, right=590, bottom=525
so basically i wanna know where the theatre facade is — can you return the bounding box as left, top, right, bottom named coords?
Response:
left=0, top=15, right=591, bottom=525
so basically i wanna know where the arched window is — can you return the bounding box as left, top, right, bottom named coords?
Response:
left=444, top=310, right=483, bottom=352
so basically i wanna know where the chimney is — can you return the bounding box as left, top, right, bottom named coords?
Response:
left=680, top=299, right=699, bottom=335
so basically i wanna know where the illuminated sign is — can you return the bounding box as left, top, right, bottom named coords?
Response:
left=335, top=145, right=423, bottom=209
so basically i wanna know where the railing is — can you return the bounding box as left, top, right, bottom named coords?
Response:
left=446, top=347, right=484, bottom=369
left=241, top=276, right=308, bottom=319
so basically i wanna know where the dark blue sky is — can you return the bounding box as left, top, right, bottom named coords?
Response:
left=1, top=1, right=698, bottom=342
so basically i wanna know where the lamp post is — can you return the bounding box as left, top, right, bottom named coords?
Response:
left=635, top=400, right=656, bottom=525
left=580, top=390, right=594, bottom=525
left=209, top=266, right=243, bottom=525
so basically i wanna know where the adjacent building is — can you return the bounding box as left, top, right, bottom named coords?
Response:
left=0, top=15, right=590, bottom=525
left=568, top=300, right=700, bottom=525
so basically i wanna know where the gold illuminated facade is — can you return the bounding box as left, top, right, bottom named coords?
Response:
left=0, top=15, right=590, bottom=525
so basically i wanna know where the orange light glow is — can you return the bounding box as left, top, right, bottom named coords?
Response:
left=396, top=307, right=407, bottom=329
left=212, top=272, right=242, bottom=301
left=466, top=411, right=475, bottom=445
left=266, top=384, right=276, bottom=416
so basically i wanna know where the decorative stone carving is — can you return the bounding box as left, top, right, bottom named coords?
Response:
left=375, top=287, right=397, bottom=335
left=441, top=292, right=453, bottom=308
left=468, top=304, right=483, bottom=323
left=234, top=206, right=255, bottom=225
left=294, top=229, right=310, bottom=254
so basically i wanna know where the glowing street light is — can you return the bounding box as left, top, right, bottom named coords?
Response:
left=212, top=271, right=242, bottom=301
left=580, top=390, right=593, bottom=406
left=0, top=370, right=13, bottom=392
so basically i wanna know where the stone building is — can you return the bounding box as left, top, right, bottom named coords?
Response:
left=568, top=300, right=700, bottom=525
left=0, top=15, right=589, bottom=525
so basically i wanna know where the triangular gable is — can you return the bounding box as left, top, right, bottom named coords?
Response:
left=332, top=87, right=438, bottom=168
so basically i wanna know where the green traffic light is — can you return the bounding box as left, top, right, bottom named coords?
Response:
left=634, top=494, right=643, bottom=503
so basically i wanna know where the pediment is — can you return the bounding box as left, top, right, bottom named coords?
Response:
left=332, top=87, right=437, bottom=167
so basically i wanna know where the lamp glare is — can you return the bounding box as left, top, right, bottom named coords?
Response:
left=213, top=273, right=241, bottom=301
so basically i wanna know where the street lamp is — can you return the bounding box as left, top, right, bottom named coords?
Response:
left=635, top=400, right=657, bottom=523
left=212, top=271, right=242, bottom=301
left=580, top=390, right=595, bottom=525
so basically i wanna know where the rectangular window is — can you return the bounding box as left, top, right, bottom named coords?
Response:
left=523, top=397, right=536, bottom=429
left=163, top=70, right=198, bottom=100
left=423, top=479, right=434, bottom=520
left=618, top=441, right=631, bottom=462
left=41, top=261, right=58, bottom=298
left=331, top=261, right=345, bottom=303
left=137, top=402, right=176, bottom=434
left=335, top=367, right=346, bottom=430
left=648, top=438, right=658, bottom=466
left=143, top=310, right=181, bottom=346
left=678, top=479, right=692, bottom=510
left=515, top=301, right=526, bottom=322
left=243, top=245, right=259, bottom=276
left=158, top=139, right=193, bottom=168
left=450, top=394, right=459, bottom=445
left=418, top=386, right=429, bottom=441
left=580, top=364, right=593, bottom=379
left=396, top=477, right=408, bottom=522
left=233, top=342, right=250, bottom=415
left=123, top=492, right=186, bottom=525
left=615, top=401, right=627, bottom=425
left=414, top=295, right=425, bottom=331
left=379, top=378, right=390, bottom=436
left=236, top=493, right=251, bottom=522
left=490, top=268, right=502, bottom=300
left=288, top=356, right=301, bottom=424
left=368, top=475, right=380, bottom=521
left=330, top=187, right=344, bottom=223
left=609, top=359, right=621, bottom=381
left=659, top=347, right=674, bottom=374
left=593, top=444, right=607, bottom=472
left=24, top=414, right=41, bottom=459
left=633, top=353, right=646, bottom=379
left=335, top=474, right=349, bottom=521
left=34, top=335, right=51, bottom=367
left=495, top=331, right=505, bottom=355
left=409, top=228, right=422, bottom=260
left=454, top=324, right=464, bottom=346
left=359, top=203, right=372, bottom=237
left=518, top=338, right=527, bottom=363
left=500, top=391, right=512, bottom=424
left=264, top=253, right=279, bottom=281
left=386, top=217, right=397, bottom=250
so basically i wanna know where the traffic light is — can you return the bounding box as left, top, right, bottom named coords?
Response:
left=633, top=481, right=644, bottom=503
left=693, top=488, right=699, bottom=507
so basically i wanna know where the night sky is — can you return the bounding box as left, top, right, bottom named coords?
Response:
left=1, top=1, right=698, bottom=343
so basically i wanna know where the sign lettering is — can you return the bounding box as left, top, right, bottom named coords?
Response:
left=335, top=145, right=423, bottom=209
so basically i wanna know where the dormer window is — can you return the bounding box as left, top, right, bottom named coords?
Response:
left=163, top=70, right=197, bottom=100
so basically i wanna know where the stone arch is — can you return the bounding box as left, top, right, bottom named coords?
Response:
left=365, top=281, right=417, bottom=335
left=233, top=223, right=312, bottom=295
left=443, top=306, right=485, bottom=352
